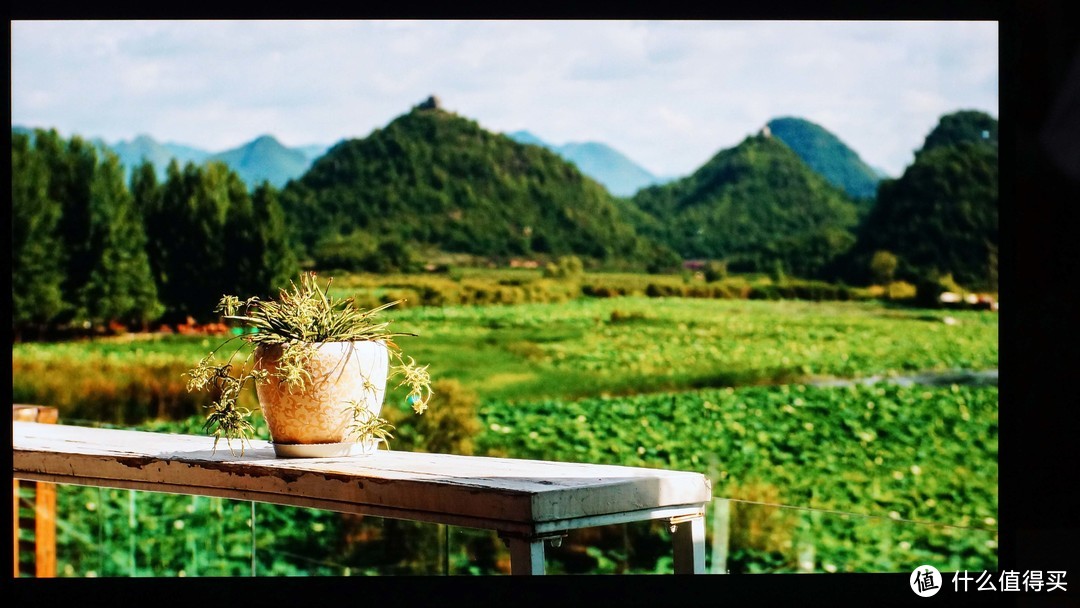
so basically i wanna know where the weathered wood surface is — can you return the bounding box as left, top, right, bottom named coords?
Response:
left=13, top=422, right=711, bottom=538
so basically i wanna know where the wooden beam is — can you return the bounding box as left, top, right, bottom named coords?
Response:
left=34, top=481, right=56, bottom=577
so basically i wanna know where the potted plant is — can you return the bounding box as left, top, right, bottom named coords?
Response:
left=185, top=272, right=432, bottom=457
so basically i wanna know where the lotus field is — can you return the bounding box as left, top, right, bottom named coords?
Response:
left=13, top=294, right=998, bottom=575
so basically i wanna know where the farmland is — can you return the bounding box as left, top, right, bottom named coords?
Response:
left=13, top=295, right=997, bottom=420
left=13, top=292, right=998, bottom=575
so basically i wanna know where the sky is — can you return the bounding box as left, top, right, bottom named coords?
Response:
left=10, top=20, right=998, bottom=179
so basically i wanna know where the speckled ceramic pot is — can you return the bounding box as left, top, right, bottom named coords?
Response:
left=254, top=341, right=389, bottom=450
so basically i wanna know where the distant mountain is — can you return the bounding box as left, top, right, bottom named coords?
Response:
left=766, top=117, right=882, bottom=201
left=109, top=135, right=211, bottom=179
left=280, top=101, right=664, bottom=266
left=297, top=143, right=334, bottom=163
left=12, top=125, right=330, bottom=189
left=206, top=135, right=311, bottom=189
left=630, top=132, right=860, bottom=278
left=507, top=130, right=665, bottom=197
left=507, top=130, right=547, bottom=147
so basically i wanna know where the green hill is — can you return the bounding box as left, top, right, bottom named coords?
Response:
left=919, top=109, right=998, bottom=154
left=841, top=110, right=998, bottom=290
left=766, top=117, right=882, bottom=201
left=280, top=100, right=663, bottom=266
left=630, top=132, right=860, bottom=278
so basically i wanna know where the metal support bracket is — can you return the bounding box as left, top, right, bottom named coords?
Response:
left=668, top=510, right=706, bottom=532
left=498, top=531, right=568, bottom=547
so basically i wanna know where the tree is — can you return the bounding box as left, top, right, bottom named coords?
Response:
left=869, top=250, right=899, bottom=285
left=311, top=231, right=420, bottom=274
left=76, top=152, right=163, bottom=327
left=542, top=255, right=584, bottom=279
left=226, top=183, right=299, bottom=298
left=16, top=131, right=162, bottom=332
left=11, top=133, right=67, bottom=334
left=131, top=161, right=165, bottom=293
left=146, top=164, right=301, bottom=321
left=38, top=132, right=98, bottom=322
left=147, top=161, right=235, bottom=321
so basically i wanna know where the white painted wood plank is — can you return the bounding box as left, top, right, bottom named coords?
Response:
left=13, top=422, right=712, bottom=528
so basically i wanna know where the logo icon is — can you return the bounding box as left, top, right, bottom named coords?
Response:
left=911, top=565, right=943, bottom=597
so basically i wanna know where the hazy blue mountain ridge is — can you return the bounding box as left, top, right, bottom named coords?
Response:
left=12, top=125, right=330, bottom=188
left=507, top=130, right=666, bottom=197
left=109, top=135, right=212, bottom=179
left=206, top=135, right=312, bottom=188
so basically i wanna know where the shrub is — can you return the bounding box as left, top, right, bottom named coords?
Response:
left=390, top=379, right=481, bottom=455
left=704, top=260, right=729, bottom=282
left=885, top=281, right=917, bottom=300
left=542, top=255, right=584, bottom=279
left=722, top=480, right=799, bottom=573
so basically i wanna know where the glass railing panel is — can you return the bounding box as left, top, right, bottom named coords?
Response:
left=699, top=499, right=996, bottom=575
left=44, top=487, right=995, bottom=576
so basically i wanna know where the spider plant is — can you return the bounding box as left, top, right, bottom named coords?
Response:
left=185, top=272, right=431, bottom=453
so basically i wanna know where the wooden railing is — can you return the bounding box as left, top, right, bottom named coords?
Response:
left=13, top=416, right=712, bottom=575
left=12, top=405, right=58, bottom=578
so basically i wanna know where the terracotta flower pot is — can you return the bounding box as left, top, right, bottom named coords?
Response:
left=254, top=341, right=389, bottom=455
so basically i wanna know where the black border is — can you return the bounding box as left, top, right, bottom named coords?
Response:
left=10, top=1, right=1080, bottom=606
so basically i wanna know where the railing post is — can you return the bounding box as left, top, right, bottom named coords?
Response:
left=499, top=532, right=561, bottom=575
left=671, top=513, right=706, bottom=574
left=710, top=498, right=730, bottom=574
left=13, top=405, right=58, bottom=578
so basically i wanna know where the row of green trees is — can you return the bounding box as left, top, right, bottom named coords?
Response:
left=12, top=129, right=298, bottom=336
